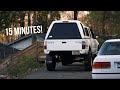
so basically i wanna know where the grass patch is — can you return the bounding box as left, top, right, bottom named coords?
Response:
left=6, top=55, right=43, bottom=79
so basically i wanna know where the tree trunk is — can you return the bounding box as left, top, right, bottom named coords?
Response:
left=32, top=11, right=37, bottom=44
left=74, top=11, right=78, bottom=20
left=102, top=11, right=107, bottom=36
left=28, top=11, right=31, bottom=26
left=21, top=12, right=26, bottom=37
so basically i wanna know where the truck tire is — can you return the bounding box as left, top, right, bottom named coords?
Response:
left=84, top=50, right=92, bottom=71
left=46, top=55, right=56, bottom=71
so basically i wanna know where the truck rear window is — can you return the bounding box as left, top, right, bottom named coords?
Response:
left=47, top=23, right=81, bottom=39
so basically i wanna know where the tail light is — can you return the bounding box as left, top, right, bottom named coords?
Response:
left=92, top=62, right=111, bottom=69
left=82, top=41, right=86, bottom=49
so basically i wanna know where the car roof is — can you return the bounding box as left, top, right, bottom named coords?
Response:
left=52, top=20, right=83, bottom=24
left=51, top=20, right=86, bottom=28
left=105, top=39, right=120, bottom=42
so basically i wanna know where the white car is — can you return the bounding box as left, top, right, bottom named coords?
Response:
left=92, top=39, right=120, bottom=79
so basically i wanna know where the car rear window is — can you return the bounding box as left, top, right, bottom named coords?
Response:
left=98, top=42, right=120, bottom=55
left=47, top=23, right=81, bottom=39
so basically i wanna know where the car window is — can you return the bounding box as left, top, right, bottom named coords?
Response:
left=98, top=42, right=120, bottom=55
left=84, top=28, right=89, bottom=36
left=80, top=23, right=86, bottom=36
left=90, top=29, right=95, bottom=38
left=47, top=23, right=81, bottom=39
left=88, top=29, right=92, bottom=38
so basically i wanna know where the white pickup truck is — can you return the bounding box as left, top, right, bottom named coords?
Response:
left=44, top=20, right=99, bottom=71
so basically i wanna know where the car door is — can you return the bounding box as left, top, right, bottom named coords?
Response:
left=88, top=29, right=97, bottom=54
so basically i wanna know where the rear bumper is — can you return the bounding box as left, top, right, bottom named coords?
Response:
left=44, top=49, right=89, bottom=55
left=92, top=73, right=120, bottom=79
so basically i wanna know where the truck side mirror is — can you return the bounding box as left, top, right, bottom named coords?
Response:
left=96, top=36, right=99, bottom=39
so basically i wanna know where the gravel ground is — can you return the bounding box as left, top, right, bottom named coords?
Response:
left=25, top=62, right=92, bottom=79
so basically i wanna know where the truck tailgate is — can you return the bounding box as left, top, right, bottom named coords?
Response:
left=45, top=39, right=82, bottom=51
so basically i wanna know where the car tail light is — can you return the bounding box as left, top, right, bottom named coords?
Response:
left=92, top=62, right=111, bottom=69
left=82, top=41, right=86, bottom=49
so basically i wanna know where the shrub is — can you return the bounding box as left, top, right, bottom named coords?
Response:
left=97, top=38, right=105, bottom=47
left=6, top=55, right=41, bottom=79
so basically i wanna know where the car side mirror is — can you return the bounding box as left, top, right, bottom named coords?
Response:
left=95, top=36, right=99, bottom=39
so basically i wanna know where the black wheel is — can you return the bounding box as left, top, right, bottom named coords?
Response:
left=84, top=50, right=92, bottom=71
left=46, top=55, right=56, bottom=71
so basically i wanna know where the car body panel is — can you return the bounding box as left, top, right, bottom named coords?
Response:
left=92, top=39, right=120, bottom=79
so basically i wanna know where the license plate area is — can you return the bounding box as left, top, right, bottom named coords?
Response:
left=117, top=62, right=120, bottom=68
left=115, top=62, right=120, bottom=69
left=72, top=51, right=80, bottom=55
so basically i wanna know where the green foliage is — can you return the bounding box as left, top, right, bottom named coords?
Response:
left=37, top=11, right=60, bottom=33
left=87, top=11, right=120, bottom=38
left=0, top=11, right=26, bottom=31
left=97, top=38, right=105, bottom=47
left=6, top=55, right=41, bottom=79
left=0, top=11, right=60, bottom=32
left=0, top=11, right=61, bottom=43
